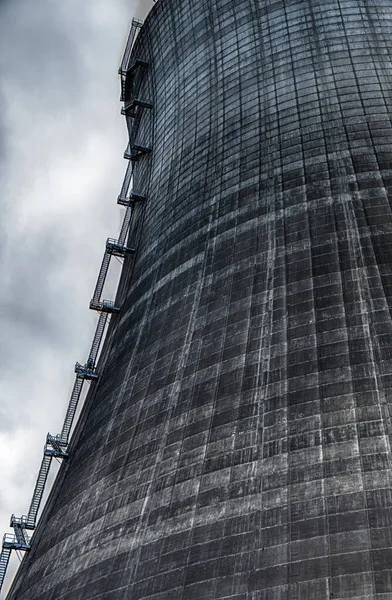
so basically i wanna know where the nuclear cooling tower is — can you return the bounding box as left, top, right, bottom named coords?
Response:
left=4, top=0, right=392, bottom=598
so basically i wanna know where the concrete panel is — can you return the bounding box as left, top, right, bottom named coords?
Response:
left=7, top=0, right=392, bottom=598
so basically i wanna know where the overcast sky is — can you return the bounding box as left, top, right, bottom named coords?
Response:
left=0, top=0, right=153, bottom=593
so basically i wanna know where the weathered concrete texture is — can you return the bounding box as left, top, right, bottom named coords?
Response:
left=8, top=0, right=392, bottom=598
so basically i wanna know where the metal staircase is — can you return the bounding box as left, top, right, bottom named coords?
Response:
left=0, top=303, right=114, bottom=592
left=119, top=204, right=134, bottom=246
left=86, top=312, right=109, bottom=369
left=121, top=45, right=152, bottom=164
left=118, top=161, right=134, bottom=205
left=24, top=457, right=52, bottom=530
left=90, top=250, right=112, bottom=310
left=10, top=518, right=30, bottom=548
left=59, top=375, right=85, bottom=444
left=89, top=214, right=137, bottom=312
left=0, top=15, right=152, bottom=596
left=0, top=520, right=31, bottom=592
left=119, top=19, right=144, bottom=101
left=0, top=545, right=12, bottom=594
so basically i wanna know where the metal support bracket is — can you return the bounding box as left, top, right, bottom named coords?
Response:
left=122, top=98, right=153, bottom=116
left=117, top=190, right=146, bottom=207
left=106, top=237, right=136, bottom=257
left=124, top=144, right=152, bottom=161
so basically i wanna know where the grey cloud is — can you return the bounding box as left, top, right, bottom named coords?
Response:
left=0, top=1, right=85, bottom=108
left=0, top=0, right=154, bottom=378
left=0, top=238, right=68, bottom=342
left=0, top=2, right=155, bottom=593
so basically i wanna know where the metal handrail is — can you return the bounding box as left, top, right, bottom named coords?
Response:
left=118, top=18, right=143, bottom=75
left=2, top=535, right=15, bottom=544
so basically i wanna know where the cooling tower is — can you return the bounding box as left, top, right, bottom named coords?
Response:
left=6, top=0, right=392, bottom=598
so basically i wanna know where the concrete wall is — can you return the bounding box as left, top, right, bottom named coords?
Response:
left=8, top=0, right=392, bottom=598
